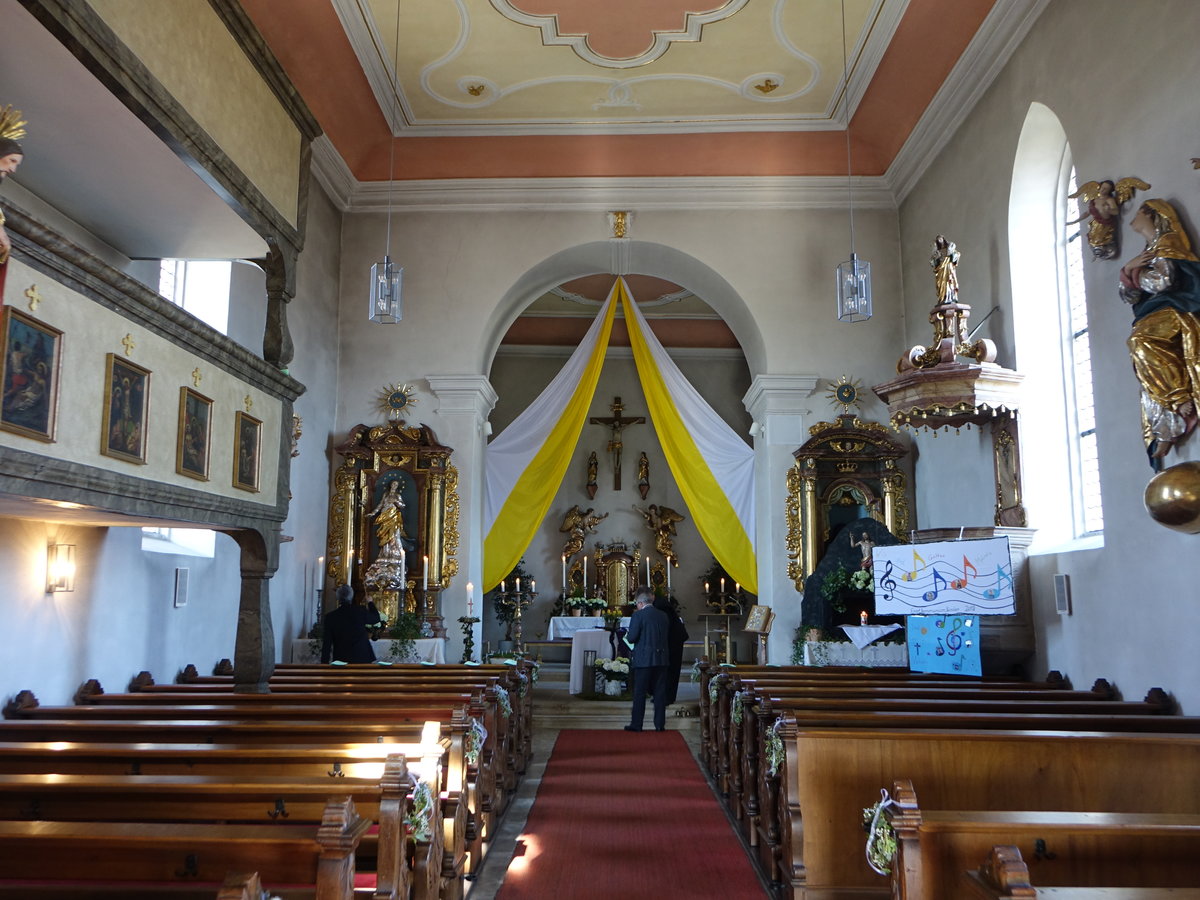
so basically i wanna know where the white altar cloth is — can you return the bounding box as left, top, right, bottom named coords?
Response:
left=290, top=638, right=446, bottom=665
left=803, top=640, right=907, bottom=667
left=549, top=616, right=630, bottom=640
left=839, top=624, right=903, bottom=650
left=568, top=629, right=618, bottom=694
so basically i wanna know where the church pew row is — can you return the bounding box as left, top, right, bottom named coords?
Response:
left=962, top=845, right=1200, bottom=900
left=61, top=681, right=511, bottom=839
left=0, top=796, right=370, bottom=900
left=773, top=727, right=1200, bottom=898
left=886, top=779, right=1200, bottom=899
left=0, top=710, right=484, bottom=893
left=0, top=761, right=450, bottom=900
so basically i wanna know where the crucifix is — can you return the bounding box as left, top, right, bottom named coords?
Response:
left=589, top=396, right=645, bottom=490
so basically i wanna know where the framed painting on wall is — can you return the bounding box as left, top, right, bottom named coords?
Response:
left=0, top=306, right=63, bottom=442
left=101, top=353, right=150, bottom=464
left=176, top=386, right=212, bottom=480
left=233, top=410, right=262, bottom=492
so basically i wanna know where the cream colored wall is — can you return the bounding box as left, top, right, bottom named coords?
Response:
left=898, top=0, right=1200, bottom=709
left=1, top=258, right=279, bottom=505
left=89, top=0, right=301, bottom=226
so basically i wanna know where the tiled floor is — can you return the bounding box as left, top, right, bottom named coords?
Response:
left=465, top=663, right=703, bottom=899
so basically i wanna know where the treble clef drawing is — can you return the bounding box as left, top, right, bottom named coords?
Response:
left=880, top=560, right=897, bottom=602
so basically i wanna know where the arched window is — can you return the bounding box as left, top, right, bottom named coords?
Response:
left=1008, top=103, right=1103, bottom=550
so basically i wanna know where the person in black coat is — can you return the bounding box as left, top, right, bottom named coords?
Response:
left=653, top=593, right=690, bottom=705
left=321, top=584, right=381, bottom=664
left=624, top=586, right=669, bottom=732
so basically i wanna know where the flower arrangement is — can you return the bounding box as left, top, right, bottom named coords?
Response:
left=819, top=563, right=873, bottom=613
left=594, top=656, right=631, bottom=696
left=584, top=597, right=608, bottom=613
left=862, top=791, right=898, bottom=875
left=601, top=607, right=624, bottom=627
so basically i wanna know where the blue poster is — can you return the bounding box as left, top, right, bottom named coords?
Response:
left=906, top=614, right=981, bottom=676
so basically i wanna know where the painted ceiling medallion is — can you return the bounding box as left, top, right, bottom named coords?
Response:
left=490, top=0, right=749, bottom=68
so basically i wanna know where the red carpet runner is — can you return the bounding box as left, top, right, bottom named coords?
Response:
left=495, top=729, right=766, bottom=899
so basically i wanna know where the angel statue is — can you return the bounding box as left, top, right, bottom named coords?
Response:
left=1069, top=177, right=1150, bottom=260
left=634, top=503, right=685, bottom=560
left=0, top=105, right=28, bottom=297
left=560, top=504, right=608, bottom=557
left=1119, top=198, right=1200, bottom=467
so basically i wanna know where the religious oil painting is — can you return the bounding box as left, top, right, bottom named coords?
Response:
left=0, top=306, right=62, bottom=442
left=176, top=386, right=212, bottom=481
left=233, top=410, right=262, bottom=492
left=101, top=354, right=151, bottom=464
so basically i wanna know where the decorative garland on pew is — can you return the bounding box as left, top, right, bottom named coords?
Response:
left=465, top=717, right=487, bottom=767
left=406, top=777, right=436, bottom=843
left=515, top=670, right=530, bottom=698
left=862, top=788, right=898, bottom=876
left=731, top=690, right=751, bottom=726
left=690, top=659, right=702, bottom=682
left=764, top=717, right=785, bottom=778
left=494, top=684, right=512, bottom=718
left=708, top=673, right=728, bottom=706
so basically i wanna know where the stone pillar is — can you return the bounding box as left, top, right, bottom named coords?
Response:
left=427, top=375, right=498, bottom=663
left=229, top=527, right=278, bottom=692
left=743, top=375, right=820, bottom=664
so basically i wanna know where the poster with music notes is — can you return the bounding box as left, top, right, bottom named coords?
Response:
left=907, top=614, right=981, bottom=676
left=872, top=537, right=1015, bottom=615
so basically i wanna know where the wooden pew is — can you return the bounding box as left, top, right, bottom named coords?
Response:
left=0, top=796, right=369, bottom=900
left=887, top=778, right=1200, bottom=898
left=962, top=844, right=1200, bottom=899
left=773, top=727, right=1200, bottom=898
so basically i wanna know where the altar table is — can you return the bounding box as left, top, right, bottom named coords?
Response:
left=290, top=638, right=447, bottom=665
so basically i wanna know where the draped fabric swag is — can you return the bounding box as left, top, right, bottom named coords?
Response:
left=483, top=278, right=757, bottom=592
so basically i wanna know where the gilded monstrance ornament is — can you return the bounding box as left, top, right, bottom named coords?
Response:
left=826, top=375, right=864, bottom=415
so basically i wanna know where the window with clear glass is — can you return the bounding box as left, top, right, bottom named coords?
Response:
left=159, top=259, right=231, bottom=334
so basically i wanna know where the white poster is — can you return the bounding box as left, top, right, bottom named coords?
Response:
left=873, top=536, right=1015, bottom=615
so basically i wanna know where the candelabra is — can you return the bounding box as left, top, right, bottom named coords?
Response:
left=496, top=586, right=537, bottom=656
left=704, top=579, right=743, bottom=615
left=457, top=616, right=480, bottom=663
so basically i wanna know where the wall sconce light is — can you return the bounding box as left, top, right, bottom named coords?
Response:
left=47, top=542, right=76, bottom=593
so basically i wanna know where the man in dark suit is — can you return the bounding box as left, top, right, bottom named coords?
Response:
left=653, top=593, right=690, bottom=705
left=321, top=584, right=382, bottom=664
left=624, top=586, right=669, bottom=732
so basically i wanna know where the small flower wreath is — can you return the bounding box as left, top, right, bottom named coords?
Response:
left=515, top=670, right=529, bottom=698
left=405, top=777, right=435, bottom=844
left=464, top=716, right=487, bottom=767
left=862, top=788, right=898, bottom=875
left=708, top=673, right=727, bottom=706
left=731, top=690, right=752, bottom=726
left=764, top=717, right=785, bottom=778
left=690, top=659, right=702, bottom=683
left=494, top=684, right=512, bottom=718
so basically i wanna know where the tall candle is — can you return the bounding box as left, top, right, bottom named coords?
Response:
left=500, top=580, right=505, bottom=594
left=704, top=581, right=709, bottom=593
left=735, top=582, right=740, bottom=594
left=720, top=577, right=725, bottom=593
left=531, top=579, right=536, bottom=593
left=666, top=556, right=672, bottom=589
left=516, top=577, right=521, bottom=592
left=561, top=554, right=567, bottom=592
left=646, top=556, right=651, bottom=583
left=423, top=556, right=429, bottom=592
left=467, top=582, right=474, bottom=617
left=583, top=556, right=587, bottom=591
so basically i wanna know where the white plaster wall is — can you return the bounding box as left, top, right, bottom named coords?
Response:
left=898, top=0, right=1200, bottom=709
left=334, top=204, right=903, bottom=660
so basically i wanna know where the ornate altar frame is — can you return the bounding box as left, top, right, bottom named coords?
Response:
left=590, top=540, right=643, bottom=608
left=786, top=414, right=911, bottom=591
left=325, top=422, right=459, bottom=635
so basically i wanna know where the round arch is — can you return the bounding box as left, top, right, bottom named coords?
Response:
left=479, top=239, right=766, bottom=376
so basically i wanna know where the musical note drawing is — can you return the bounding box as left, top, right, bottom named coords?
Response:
left=935, top=638, right=945, bottom=656
left=879, top=560, right=898, bottom=602
left=945, top=618, right=964, bottom=653
left=950, top=555, right=977, bottom=590
left=901, top=549, right=927, bottom=582
left=982, top=563, right=1014, bottom=600
left=922, top=568, right=947, bottom=603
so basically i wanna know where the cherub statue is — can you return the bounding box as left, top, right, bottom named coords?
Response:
left=1118, top=198, right=1200, bottom=466
left=560, top=504, right=608, bottom=557
left=634, top=503, right=685, bottom=559
left=1068, top=177, right=1150, bottom=260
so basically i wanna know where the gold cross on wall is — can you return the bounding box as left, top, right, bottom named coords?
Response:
left=23, top=284, right=41, bottom=311
left=121, top=333, right=136, bottom=356
left=244, top=395, right=253, bottom=412
left=192, top=368, right=202, bottom=386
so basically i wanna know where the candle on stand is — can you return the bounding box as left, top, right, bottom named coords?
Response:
left=704, top=581, right=709, bottom=593
left=467, top=582, right=474, bottom=617
left=583, top=556, right=588, bottom=592
left=561, top=555, right=567, bottom=592
left=666, top=556, right=672, bottom=589
left=646, top=556, right=651, bottom=583
left=423, top=556, right=429, bottom=592
left=516, top=577, right=521, bottom=592
left=720, top=577, right=725, bottom=594
left=860, top=610, right=868, bottom=626
left=735, top=582, right=740, bottom=594
left=531, top=579, right=536, bottom=593
left=500, top=580, right=506, bottom=593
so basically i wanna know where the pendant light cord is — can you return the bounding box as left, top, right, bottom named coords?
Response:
left=384, top=1, right=401, bottom=261
left=841, top=0, right=856, bottom=260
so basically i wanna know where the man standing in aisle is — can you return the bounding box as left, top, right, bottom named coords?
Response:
left=624, top=586, right=669, bottom=732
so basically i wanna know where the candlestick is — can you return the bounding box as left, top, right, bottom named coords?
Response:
left=468, top=582, right=474, bottom=617
left=646, top=556, right=651, bottom=584
left=561, top=554, right=567, bottom=592
left=666, top=555, right=672, bottom=589
left=860, top=610, right=868, bottom=626
left=423, top=556, right=428, bottom=592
